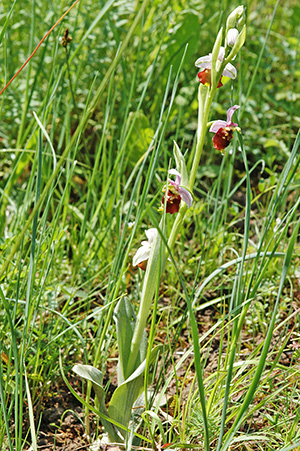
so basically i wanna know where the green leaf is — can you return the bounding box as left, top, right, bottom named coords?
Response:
left=108, top=345, right=161, bottom=438
left=73, top=347, right=162, bottom=441
left=114, top=297, right=147, bottom=384
left=72, top=364, right=123, bottom=442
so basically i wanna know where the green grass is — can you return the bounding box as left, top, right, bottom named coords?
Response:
left=1, top=0, right=300, bottom=450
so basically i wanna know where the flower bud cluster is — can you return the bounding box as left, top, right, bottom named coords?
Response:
left=195, top=5, right=246, bottom=90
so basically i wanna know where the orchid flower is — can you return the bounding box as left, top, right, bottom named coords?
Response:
left=195, top=46, right=237, bottom=88
left=132, top=228, right=157, bottom=270
left=209, top=105, right=240, bottom=154
left=161, top=169, right=193, bottom=214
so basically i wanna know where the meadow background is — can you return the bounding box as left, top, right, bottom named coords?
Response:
left=0, top=0, right=300, bottom=450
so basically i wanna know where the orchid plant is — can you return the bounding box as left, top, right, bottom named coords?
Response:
left=73, top=5, right=246, bottom=445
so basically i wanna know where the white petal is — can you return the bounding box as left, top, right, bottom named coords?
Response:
left=133, top=243, right=150, bottom=266
left=196, top=62, right=213, bottom=71
left=169, top=168, right=181, bottom=177
left=226, top=28, right=239, bottom=47
left=145, top=227, right=157, bottom=244
left=195, top=54, right=212, bottom=68
left=218, top=46, right=225, bottom=61
left=222, top=63, right=237, bottom=79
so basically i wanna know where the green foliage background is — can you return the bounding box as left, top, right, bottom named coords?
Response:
left=0, top=0, right=300, bottom=449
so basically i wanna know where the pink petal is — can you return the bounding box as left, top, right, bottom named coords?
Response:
left=226, top=105, right=240, bottom=124
left=169, top=168, right=181, bottom=187
left=209, top=120, right=227, bottom=133
left=178, top=187, right=193, bottom=208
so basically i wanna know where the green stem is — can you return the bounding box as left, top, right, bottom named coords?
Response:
left=128, top=82, right=217, bottom=450
left=188, top=86, right=214, bottom=191
left=127, top=228, right=164, bottom=376
left=168, top=85, right=215, bottom=250
left=167, top=85, right=216, bottom=451
left=167, top=203, right=187, bottom=250
left=129, top=84, right=217, bottom=373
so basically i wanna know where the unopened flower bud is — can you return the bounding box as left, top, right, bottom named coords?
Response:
left=226, top=25, right=246, bottom=62
left=226, top=6, right=244, bottom=32
left=226, top=28, right=239, bottom=47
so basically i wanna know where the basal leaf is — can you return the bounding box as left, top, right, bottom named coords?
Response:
left=114, top=297, right=147, bottom=384
left=72, top=364, right=123, bottom=442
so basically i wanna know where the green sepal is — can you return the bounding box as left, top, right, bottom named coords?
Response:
left=198, top=84, right=210, bottom=141
left=114, top=297, right=147, bottom=384
left=226, top=25, right=246, bottom=62
left=173, top=141, right=188, bottom=186
left=72, top=364, right=123, bottom=442
left=211, top=27, right=223, bottom=90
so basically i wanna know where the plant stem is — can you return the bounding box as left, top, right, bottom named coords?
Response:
left=130, top=83, right=216, bottom=372
left=127, top=229, right=164, bottom=376
left=129, top=81, right=217, bottom=449
left=168, top=85, right=215, bottom=250
left=188, top=86, right=214, bottom=191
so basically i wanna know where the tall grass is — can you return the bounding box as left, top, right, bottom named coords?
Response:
left=0, top=0, right=300, bottom=450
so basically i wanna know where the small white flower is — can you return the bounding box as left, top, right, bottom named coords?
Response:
left=132, top=228, right=157, bottom=268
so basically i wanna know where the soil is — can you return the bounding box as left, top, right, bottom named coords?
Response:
left=25, top=385, right=88, bottom=451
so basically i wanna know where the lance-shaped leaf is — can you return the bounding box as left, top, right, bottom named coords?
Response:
left=108, top=345, right=162, bottom=439
left=114, top=297, right=147, bottom=384
left=72, top=364, right=123, bottom=442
